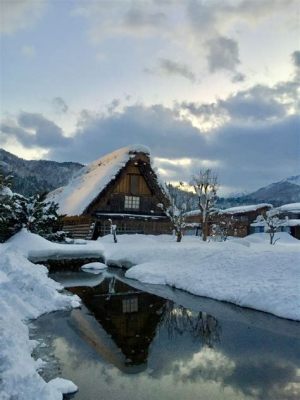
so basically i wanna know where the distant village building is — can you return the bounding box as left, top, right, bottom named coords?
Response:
left=185, top=204, right=272, bottom=238
left=48, top=145, right=171, bottom=239
left=251, top=202, right=300, bottom=239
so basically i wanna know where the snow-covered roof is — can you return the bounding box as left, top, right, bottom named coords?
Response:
left=185, top=203, right=272, bottom=218
left=276, top=203, right=300, bottom=213
left=251, top=219, right=300, bottom=227
left=47, top=145, right=151, bottom=215
left=219, top=203, right=272, bottom=215
left=185, top=209, right=201, bottom=217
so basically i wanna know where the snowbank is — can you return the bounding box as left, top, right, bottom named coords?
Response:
left=98, top=233, right=300, bottom=321
left=0, top=231, right=80, bottom=400
left=81, top=261, right=107, bottom=274
left=4, top=228, right=104, bottom=261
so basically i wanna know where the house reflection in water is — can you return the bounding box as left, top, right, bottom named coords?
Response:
left=68, top=278, right=166, bottom=371
left=68, top=277, right=220, bottom=374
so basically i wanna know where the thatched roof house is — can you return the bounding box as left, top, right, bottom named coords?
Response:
left=48, top=145, right=171, bottom=239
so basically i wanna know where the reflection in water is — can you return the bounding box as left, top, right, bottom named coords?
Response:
left=68, top=277, right=220, bottom=370
left=34, top=274, right=300, bottom=400
left=161, top=303, right=221, bottom=347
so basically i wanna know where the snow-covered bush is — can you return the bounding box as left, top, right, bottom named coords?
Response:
left=0, top=179, right=65, bottom=242
left=254, top=209, right=285, bottom=245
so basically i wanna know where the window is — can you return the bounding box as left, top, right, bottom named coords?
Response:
left=130, top=174, right=139, bottom=195
left=125, top=195, right=140, bottom=210
left=122, top=297, right=138, bottom=313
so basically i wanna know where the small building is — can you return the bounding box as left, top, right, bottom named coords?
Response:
left=48, top=145, right=171, bottom=239
left=185, top=203, right=272, bottom=237
left=251, top=202, right=300, bottom=239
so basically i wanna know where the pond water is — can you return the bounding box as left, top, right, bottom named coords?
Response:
left=32, top=270, right=300, bottom=400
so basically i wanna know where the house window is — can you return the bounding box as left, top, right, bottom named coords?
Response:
left=125, top=195, right=140, bottom=210
left=122, top=297, right=138, bottom=313
left=130, top=174, right=139, bottom=195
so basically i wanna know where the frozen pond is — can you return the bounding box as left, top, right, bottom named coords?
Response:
left=32, top=270, right=300, bottom=400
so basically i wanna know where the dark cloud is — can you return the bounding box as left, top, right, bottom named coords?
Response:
left=181, top=79, right=296, bottom=122
left=124, top=7, right=166, bottom=29
left=145, top=58, right=196, bottom=82
left=225, top=360, right=298, bottom=400
left=219, top=85, right=286, bottom=120
left=1, top=112, right=70, bottom=149
left=52, top=97, right=68, bottom=114
left=292, top=50, right=300, bottom=68
left=231, top=72, right=245, bottom=83
left=206, top=36, right=240, bottom=73
left=45, top=103, right=298, bottom=192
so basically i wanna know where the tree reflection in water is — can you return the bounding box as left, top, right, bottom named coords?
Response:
left=160, top=302, right=221, bottom=348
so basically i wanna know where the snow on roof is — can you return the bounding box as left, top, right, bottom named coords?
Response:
left=251, top=219, right=300, bottom=227
left=277, top=203, right=300, bottom=213
left=185, top=204, right=272, bottom=218
left=185, top=209, right=201, bottom=217
left=47, top=145, right=151, bottom=215
left=220, top=203, right=272, bottom=215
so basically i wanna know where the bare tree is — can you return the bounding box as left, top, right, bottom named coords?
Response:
left=191, top=169, right=218, bottom=241
left=254, top=209, right=285, bottom=245
left=158, top=183, right=193, bottom=242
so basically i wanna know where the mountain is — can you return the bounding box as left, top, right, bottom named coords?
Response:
left=0, top=149, right=83, bottom=196
left=230, top=176, right=300, bottom=207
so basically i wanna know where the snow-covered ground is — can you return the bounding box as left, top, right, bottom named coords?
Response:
left=0, top=229, right=299, bottom=399
left=0, top=231, right=80, bottom=400
left=97, top=232, right=300, bottom=321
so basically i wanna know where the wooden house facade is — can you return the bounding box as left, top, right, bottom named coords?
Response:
left=185, top=204, right=272, bottom=238
left=48, top=145, right=172, bottom=239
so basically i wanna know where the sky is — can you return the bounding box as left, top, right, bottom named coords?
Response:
left=0, top=0, right=299, bottom=195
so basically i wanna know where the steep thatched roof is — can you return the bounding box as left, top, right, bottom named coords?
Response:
left=47, top=145, right=157, bottom=215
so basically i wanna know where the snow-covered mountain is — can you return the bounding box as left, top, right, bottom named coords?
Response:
left=0, top=149, right=83, bottom=196
left=238, top=175, right=300, bottom=206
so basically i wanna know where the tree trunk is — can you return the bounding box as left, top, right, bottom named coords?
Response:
left=176, top=230, right=182, bottom=242
left=202, top=220, right=208, bottom=241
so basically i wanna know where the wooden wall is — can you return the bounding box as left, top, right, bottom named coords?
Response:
left=87, top=159, right=165, bottom=215
left=113, top=165, right=151, bottom=196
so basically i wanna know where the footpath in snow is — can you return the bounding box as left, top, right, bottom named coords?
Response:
left=98, top=233, right=300, bottom=321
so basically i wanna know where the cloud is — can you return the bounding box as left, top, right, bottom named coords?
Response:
left=2, top=71, right=299, bottom=193
left=145, top=58, right=196, bottom=82
left=219, top=85, right=287, bottom=120
left=291, top=50, right=300, bottom=80
left=73, top=0, right=297, bottom=81
left=225, top=359, right=300, bottom=400
left=0, top=0, right=46, bottom=35
left=1, top=112, right=70, bottom=149
left=124, top=6, right=166, bottom=30
left=291, top=50, right=300, bottom=68
left=52, top=97, right=68, bottom=114
left=206, top=36, right=240, bottom=74
left=73, top=0, right=169, bottom=42
left=181, top=71, right=299, bottom=123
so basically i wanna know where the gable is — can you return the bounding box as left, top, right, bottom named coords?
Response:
left=47, top=145, right=168, bottom=216
left=113, top=165, right=151, bottom=196
left=86, top=157, right=169, bottom=215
